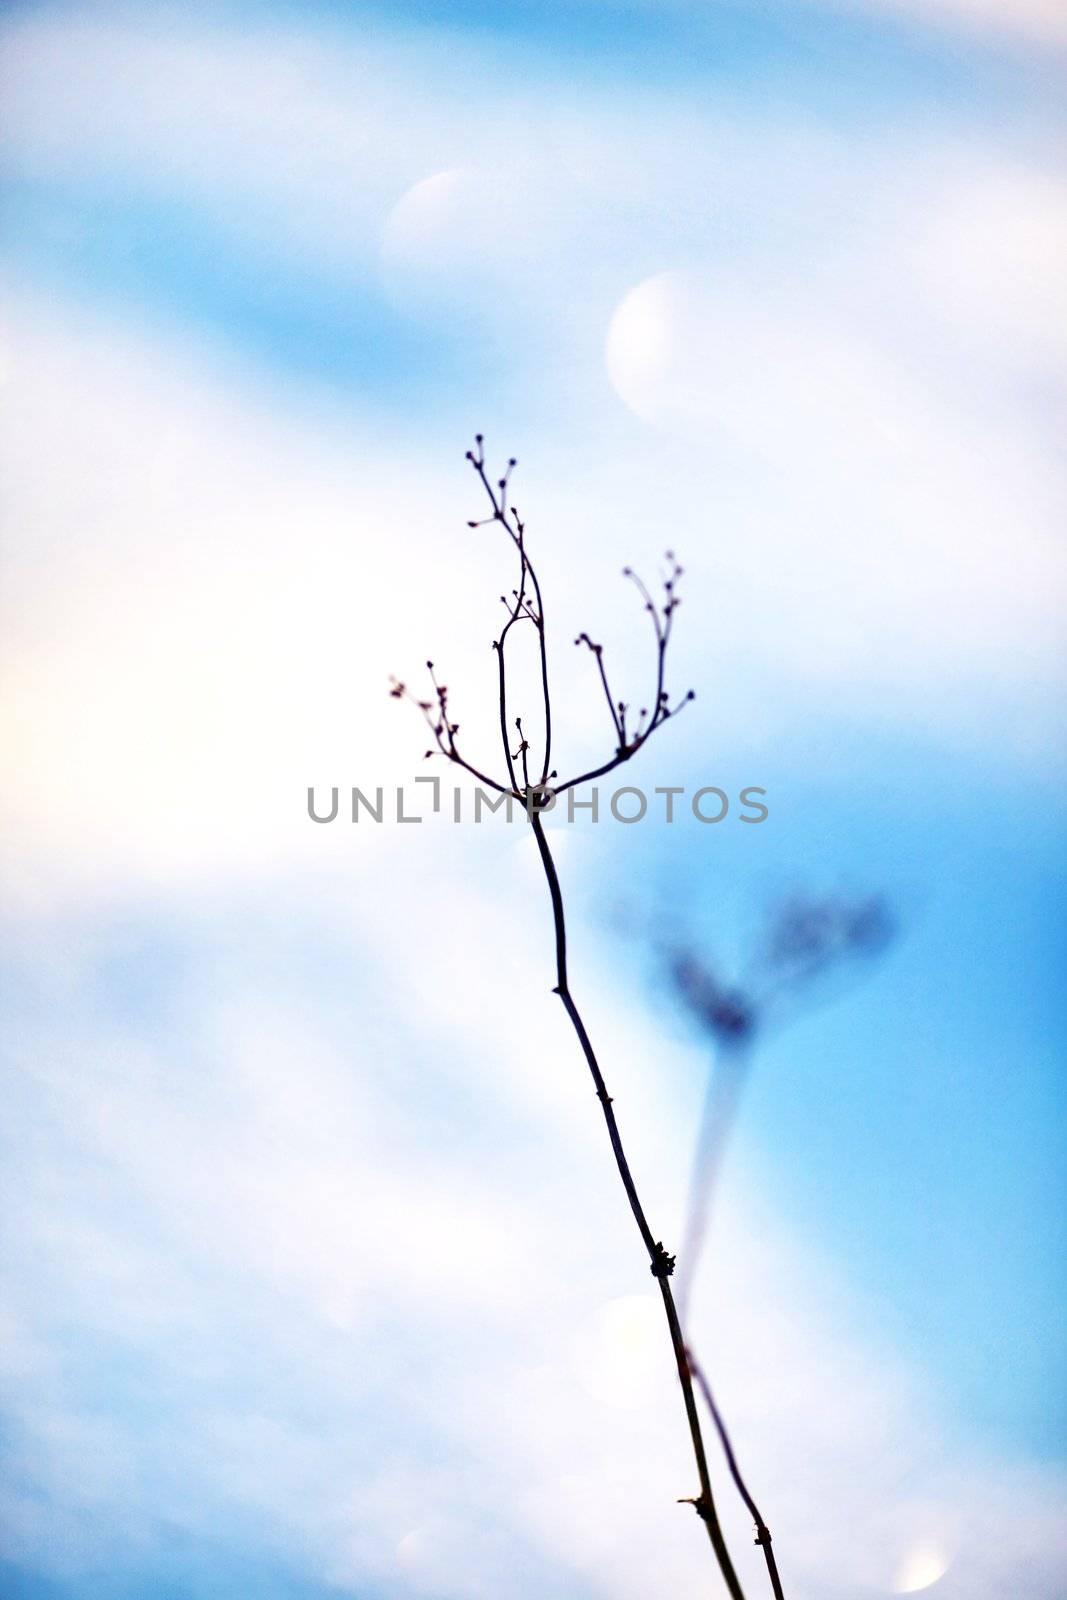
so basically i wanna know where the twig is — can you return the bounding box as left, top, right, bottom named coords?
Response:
left=393, top=436, right=746, bottom=1596
left=688, top=1349, right=786, bottom=1600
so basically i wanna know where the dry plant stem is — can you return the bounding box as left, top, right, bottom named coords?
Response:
left=529, top=809, right=746, bottom=1600
left=688, top=1352, right=785, bottom=1600
left=395, top=438, right=738, bottom=1590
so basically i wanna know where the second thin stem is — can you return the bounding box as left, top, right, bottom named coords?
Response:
left=529, top=810, right=745, bottom=1600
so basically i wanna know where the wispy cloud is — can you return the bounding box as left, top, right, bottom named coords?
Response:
left=3, top=862, right=1065, bottom=1596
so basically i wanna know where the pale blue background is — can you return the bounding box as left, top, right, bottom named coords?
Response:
left=1, top=2, right=1064, bottom=1596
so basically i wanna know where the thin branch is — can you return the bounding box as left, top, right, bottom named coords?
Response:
left=389, top=672, right=509, bottom=794
left=688, top=1349, right=786, bottom=1600
left=575, top=631, right=623, bottom=748
left=553, top=686, right=695, bottom=795
left=470, top=438, right=554, bottom=787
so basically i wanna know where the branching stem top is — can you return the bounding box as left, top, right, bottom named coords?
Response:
left=391, top=436, right=694, bottom=803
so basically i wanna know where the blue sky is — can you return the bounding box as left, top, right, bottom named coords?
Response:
left=1, top=2, right=1065, bottom=1597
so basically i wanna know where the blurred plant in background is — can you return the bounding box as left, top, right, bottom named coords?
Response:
left=670, top=891, right=896, bottom=1305
left=664, top=891, right=896, bottom=1596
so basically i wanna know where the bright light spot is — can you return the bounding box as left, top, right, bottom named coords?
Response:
left=893, top=1541, right=950, bottom=1593
left=395, top=1527, right=427, bottom=1569
left=379, top=167, right=542, bottom=311
left=573, top=1293, right=663, bottom=1410
left=604, top=268, right=836, bottom=446
left=379, top=169, right=469, bottom=309
left=605, top=271, right=681, bottom=424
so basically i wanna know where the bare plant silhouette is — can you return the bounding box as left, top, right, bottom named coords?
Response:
left=392, top=436, right=745, bottom=1597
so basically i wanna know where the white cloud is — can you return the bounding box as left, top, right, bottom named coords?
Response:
left=4, top=11, right=1062, bottom=763
left=604, top=255, right=1067, bottom=708
left=1, top=272, right=1062, bottom=916
left=2, top=870, right=1065, bottom=1596
left=0, top=291, right=468, bottom=895
left=914, top=163, right=1067, bottom=367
